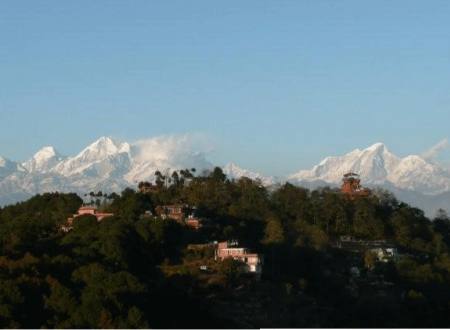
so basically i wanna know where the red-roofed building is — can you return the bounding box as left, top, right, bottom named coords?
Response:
left=185, top=214, right=205, bottom=230
left=62, top=206, right=114, bottom=232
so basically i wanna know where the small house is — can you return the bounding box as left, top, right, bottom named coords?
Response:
left=215, top=240, right=263, bottom=274
left=185, top=214, right=205, bottom=230
left=155, top=204, right=187, bottom=222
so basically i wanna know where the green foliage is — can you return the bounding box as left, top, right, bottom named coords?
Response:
left=0, top=173, right=450, bottom=327
left=108, top=188, right=153, bottom=220
left=353, top=199, right=383, bottom=238
left=0, top=193, right=82, bottom=256
left=294, top=220, right=329, bottom=250
left=263, top=216, right=285, bottom=245
left=217, top=258, right=245, bottom=287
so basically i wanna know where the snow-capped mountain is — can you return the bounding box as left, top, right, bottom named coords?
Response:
left=53, top=137, right=131, bottom=177
left=0, top=136, right=215, bottom=206
left=22, top=146, right=64, bottom=173
left=388, top=155, right=450, bottom=194
left=222, top=162, right=275, bottom=186
left=289, top=142, right=450, bottom=195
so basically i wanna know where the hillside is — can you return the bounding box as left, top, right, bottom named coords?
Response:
left=1, top=168, right=450, bottom=327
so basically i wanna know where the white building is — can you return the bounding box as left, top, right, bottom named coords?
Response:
left=215, top=241, right=263, bottom=274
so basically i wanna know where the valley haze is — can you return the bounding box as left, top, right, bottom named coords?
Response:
left=1, top=135, right=449, bottom=217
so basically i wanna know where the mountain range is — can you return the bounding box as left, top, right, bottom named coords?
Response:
left=0, top=137, right=449, bottom=217
left=289, top=143, right=450, bottom=194
left=0, top=136, right=212, bottom=204
left=288, top=142, right=450, bottom=216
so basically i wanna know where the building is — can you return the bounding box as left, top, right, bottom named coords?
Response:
left=335, top=236, right=396, bottom=251
left=72, top=205, right=114, bottom=221
left=215, top=240, right=263, bottom=274
left=153, top=204, right=208, bottom=230
left=341, top=172, right=370, bottom=198
left=155, top=204, right=187, bottom=222
left=138, top=181, right=159, bottom=194
left=335, top=236, right=399, bottom=263
left=185, top=214, right=203, bottom=230
left=63, top=206, right=114, bottom=232
left=369, top=247, right=399, bottom=263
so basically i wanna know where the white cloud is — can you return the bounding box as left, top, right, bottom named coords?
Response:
left=422, top=138, right=449, bottom=160
left=125, top=133, right=214, bottom=181
left=131, top=133, right=212, bottom=162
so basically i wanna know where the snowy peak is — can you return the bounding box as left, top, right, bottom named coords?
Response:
left=77, top=136, right=130, bottom=159
left=289, top=142, right=450, bottom=195
left=37, top=146, right=59, bottom=158
left=222, top=162, right=274, bottom=186
left=388, top=155, right=450, bottom=194
left=22, top=146, right=64, bottom=173
left=290, top=142, right=400, bottom=184
left=366, top=142, right=386, bottom=152
left=54, top=137, right=131, bottom=177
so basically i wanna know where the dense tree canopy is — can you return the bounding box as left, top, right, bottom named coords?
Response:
left=0, top=169, right=450, bottom=327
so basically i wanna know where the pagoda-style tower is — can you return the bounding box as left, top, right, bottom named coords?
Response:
left=341, top=172, right=370, bottom=198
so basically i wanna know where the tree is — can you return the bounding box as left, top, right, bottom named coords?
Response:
left=263, top=217, right=285, bottom=244
left=171, top=171, right=180, bottom=186
left=433, top=209, right=450, bottom=248
left=210, top=167, right=227, bottom=183
left=217, top=258, right=244, bottom=287
left=435, top=209, right=449, bottom=221
left=155, top=171, right=165, bottom=188
left=294, top=220, right=329, bottom=250
left=353, top=199, right=384, bottom=239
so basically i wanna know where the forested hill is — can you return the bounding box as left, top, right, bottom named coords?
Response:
left=1, top=167, right=450, bottom=328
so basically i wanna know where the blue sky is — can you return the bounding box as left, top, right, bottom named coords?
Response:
left=1, top=1, right=449, bottom=175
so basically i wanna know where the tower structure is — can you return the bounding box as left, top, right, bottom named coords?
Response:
left=341, top=172, right=370, bottom=198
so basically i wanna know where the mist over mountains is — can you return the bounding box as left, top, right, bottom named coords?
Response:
left=0, top=137, right=449, bottom=217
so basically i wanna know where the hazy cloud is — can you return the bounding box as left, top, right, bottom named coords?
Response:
left=130, top=133, right=214, bottom=169
left=422, top=138, right=450, bottom=160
